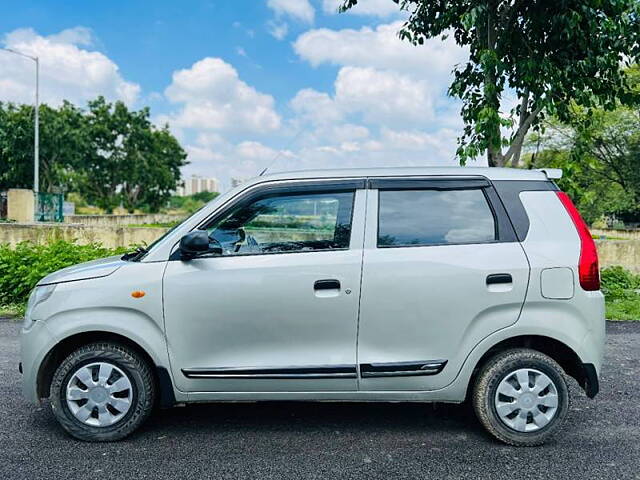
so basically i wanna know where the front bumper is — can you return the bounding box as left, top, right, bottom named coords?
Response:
left=20, top=320, right=55, bottom=404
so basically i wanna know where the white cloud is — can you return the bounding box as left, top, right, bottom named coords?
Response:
left=165, top=57, right=281, bottom=134
left=267, top=20, right=289, bottom=40
left=290, top=88, right=343, bottom=125
left=335, top=66, right=433, bottom=124
left=0, top=27, right=140, bottom=106
left=267, top=0, right=315, bottom=23
left=294, top=21, right=466, bottom=82
left=181, top=136, right=296, bottom=186
left=47, top=26, right=94, bottom=46
left=322, top=0, right=400, bottom=17
left=380, top=127, right=455, bottom=151
left=285, top=125, right=459, bottom=172
left=289, top=66, right=434, bottom=131
left=236, top=140, right=280, bottom=161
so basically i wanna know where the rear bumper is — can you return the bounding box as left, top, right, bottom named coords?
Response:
left=582, top=363, right=599, bottom=399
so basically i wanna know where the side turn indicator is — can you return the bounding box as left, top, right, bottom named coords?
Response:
left=131, top=291, right=146, bottom=299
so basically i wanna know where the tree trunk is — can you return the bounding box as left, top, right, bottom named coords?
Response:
left=487, top=144, right=505, bottom=166
left=484, top=0, right=505, bottom=167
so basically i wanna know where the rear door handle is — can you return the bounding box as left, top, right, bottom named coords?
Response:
left=314, top=279, right=341, bottom=290
left=486, top=273, right=513, bottom=285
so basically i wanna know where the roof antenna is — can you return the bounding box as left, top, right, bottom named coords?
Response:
left=258, top=126, right=307, bottom=176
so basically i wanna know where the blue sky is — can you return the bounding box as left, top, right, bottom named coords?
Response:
left=0, top=0, right=477, bottom=189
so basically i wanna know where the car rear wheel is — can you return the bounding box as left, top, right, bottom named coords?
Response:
left=50, top=342, right=155, bottom=442
left=472, top=348, right=570, bottom=446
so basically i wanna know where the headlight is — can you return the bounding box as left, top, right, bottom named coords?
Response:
left=23, top=284, right=57, bottom=329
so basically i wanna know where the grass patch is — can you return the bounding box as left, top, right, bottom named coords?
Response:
left=606, top=297, right=640, bottom=321
left=601, top=266, right=640, bottom=321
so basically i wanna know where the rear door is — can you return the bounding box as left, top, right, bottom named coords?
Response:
left=357, top=177, right=530, bottom=391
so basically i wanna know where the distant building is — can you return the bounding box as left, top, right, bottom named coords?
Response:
left=176, top=175, right=220, bottom=196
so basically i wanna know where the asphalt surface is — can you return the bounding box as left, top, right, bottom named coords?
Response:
left=1, top=319, right=639, bottom=480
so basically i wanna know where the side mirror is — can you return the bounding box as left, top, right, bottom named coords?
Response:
left=179, top=230, right=222, bottom=260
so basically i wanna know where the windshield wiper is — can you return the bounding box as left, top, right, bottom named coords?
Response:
left=121, top=246, right=148, bottom=262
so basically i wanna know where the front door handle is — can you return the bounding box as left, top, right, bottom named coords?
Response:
left=486, top=273, right=513, bottom=285
left=314, top=279, right=341, bottom=290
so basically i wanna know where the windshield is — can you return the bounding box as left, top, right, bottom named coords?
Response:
left=122, top=202, right=213, bottom=261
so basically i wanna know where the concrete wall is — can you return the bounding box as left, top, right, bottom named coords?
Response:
left=0, top=223, right=169, bottom=249
left=7, top=189, right=34, bottom=223
left=64, top=213, right=184, bottom=227
left=595, top=240, right=640, bottom=273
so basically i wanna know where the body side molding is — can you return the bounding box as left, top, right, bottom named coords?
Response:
left=182, top=364, right=357, bottom=379
left=360, top=360, right=448, bottom=378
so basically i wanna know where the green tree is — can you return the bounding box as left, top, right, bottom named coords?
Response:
left=1, top=97, right=187, bottom=213
left=121, top=127, right=188, bottom=213
left=76, top=97, right=187, bottom=213
left=340, top=0, right=640, bottom=167
left=0, top=101, right=86, bottom=192
left=526, top=146, right=634, bottom=225
left=525, top=67, right=640, bottom=224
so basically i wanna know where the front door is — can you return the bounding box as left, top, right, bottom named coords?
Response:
left=357, top=178, right=530, bottom=391
left=163, top=182, right=366, bottom=393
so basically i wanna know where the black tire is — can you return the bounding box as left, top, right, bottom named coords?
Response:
left=472, top=348, right=570, bottom=446
left=50, top=342, right=155, bottom=442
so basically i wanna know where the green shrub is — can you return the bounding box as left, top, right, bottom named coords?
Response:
left=601, top=266, right=640, bottom=321
left=600, top=266, right=640, bottom=298
left=0, top=240, right=126, bottom=306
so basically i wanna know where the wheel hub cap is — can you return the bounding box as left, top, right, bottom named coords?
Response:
left=66, top=362, right=133, bottom=427
left=494, top=368, right=559, bottom=433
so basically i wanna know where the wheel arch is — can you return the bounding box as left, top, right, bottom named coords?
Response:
left=467, top=335, right=598, bottom=399
left=37, top=330, right=176, bottom=408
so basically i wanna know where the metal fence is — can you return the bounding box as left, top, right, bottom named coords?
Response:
left=35, top=192, right=64, bottom=222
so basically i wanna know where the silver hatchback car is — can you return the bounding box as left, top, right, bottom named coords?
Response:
left=20, top=167, right=605, bottom=445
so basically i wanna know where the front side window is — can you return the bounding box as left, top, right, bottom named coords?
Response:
left=378, top=189, right=496, bottom=247
left=207, top=190, right=354, bottom=255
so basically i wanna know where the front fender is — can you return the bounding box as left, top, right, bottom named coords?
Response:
left=43, top=306, right=170, bottom=368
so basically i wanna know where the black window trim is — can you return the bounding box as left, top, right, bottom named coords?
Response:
left=368, top=176, right=491, bottom=190
left=373, top=178, right=517, bottom=249
left=492, top=179, right=559, bottom=241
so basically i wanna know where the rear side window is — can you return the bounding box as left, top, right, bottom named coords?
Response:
left=377, top=189, right=496, bottom=247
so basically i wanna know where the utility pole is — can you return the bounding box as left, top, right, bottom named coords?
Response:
left=34, top=56, right=39, bottom=195
left=0, top=48, right=40, bottom=195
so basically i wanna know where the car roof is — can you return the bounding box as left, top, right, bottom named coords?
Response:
left=248, top=166, right=549, bottom=185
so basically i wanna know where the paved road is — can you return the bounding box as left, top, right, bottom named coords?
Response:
left=1, top=319, right=639, bottom=480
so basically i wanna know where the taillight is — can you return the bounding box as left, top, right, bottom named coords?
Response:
left=556, top=192, right=600, bottom=291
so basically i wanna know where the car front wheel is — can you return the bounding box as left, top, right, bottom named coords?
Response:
left=472, top=348, right=570, bottom=446
left=50, top=342, right=155, bottom=442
